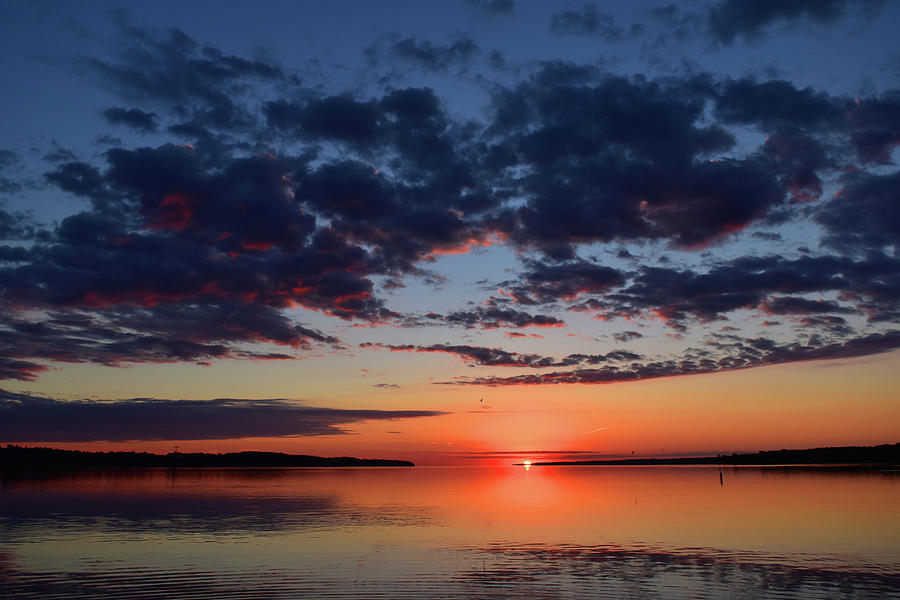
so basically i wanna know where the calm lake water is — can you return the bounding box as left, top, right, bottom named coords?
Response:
left=1, top=466, right=898, bottom=599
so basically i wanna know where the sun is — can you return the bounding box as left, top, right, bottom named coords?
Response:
left=522, top=460, right=532, bottom=467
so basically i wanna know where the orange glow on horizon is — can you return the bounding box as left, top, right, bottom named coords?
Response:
left=7, top=349, right=899, bottom=465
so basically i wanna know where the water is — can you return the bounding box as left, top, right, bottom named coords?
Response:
left=2, top=466, right=898, bottom=599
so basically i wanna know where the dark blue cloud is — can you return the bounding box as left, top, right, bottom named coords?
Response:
left=467, top=0, right=514, bottom=17
left=549, top=5, right=643, bottom=40
left=0, top=209, right=40, bottom=241
left=102, top=107, right=159, bottom=133
left=44, top=161, right=107, bottom=200
left=438, top=330, right=900, bottom=386
left=0, top=391, right=445, bottom=441
left=760, top=296, right=856, bottom=315
left=486, top=66, right=791, bottom=253
left=0, top=303, right=338, bottom=381
left=575, top=253, right=900, bottom=329
left=816, top=171, right=900, bottom=252
left=0, top=149, right=21, bottom=194
left=2, top=24, right=899, bottom=386
left=502, top=260, right=625, bottom=304
left=360, top=342, right=640, bottom=368
left=707, top=0, right=886, bottom=45
left=367, top=35, right=480, bottom=73
left=85, top=25, right=285, bottom=105
left=420, top=306, right=566, bottom=329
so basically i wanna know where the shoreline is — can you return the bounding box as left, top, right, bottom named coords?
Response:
left=0, top=445, right=415, bottom=470
left=515, top=443, right=900, bottom=467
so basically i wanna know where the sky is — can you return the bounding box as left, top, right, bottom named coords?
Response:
left=1, top=0, right=899, bottom=465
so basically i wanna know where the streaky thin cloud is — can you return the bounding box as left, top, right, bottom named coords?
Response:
left=584, top=426, right=610, bottom=434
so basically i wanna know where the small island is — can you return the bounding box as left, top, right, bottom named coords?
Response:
left=516, top=443, right=900, bottom=467
left=0, top=445, right=414, bottom=470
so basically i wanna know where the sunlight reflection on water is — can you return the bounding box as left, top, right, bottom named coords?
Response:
left=1, top=466, right=898, bottom=599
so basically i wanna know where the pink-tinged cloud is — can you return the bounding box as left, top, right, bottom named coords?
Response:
left=148, top=192, right=194, bottom=232
left=0, top=358, right=50, bottom=382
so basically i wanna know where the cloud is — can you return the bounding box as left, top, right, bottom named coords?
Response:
left=361, top=341, right=546, bottom=367
left=42, top=148, right=79, bottom=163
left=549, top=6, right=642, bottom=40
left=797, top=315, right=853, bottom=335
left=502, top=259, right=625, bottom=304
left=0, top=209, right=41, bottom=241
left=714, top=78, right=841, bottom=130
left=360, top=342, right=640, bottom=368
left=437, top=330, right=900, bottom=386
left=367, top=35, right=480, bottom=73
left=613, top=330, right=643, bottom=342
left=422, top=306, right=566, bottom=328
left=83, top=25, right=285, bottom=134
left=760, top=296, right=855, bottom=315
left=483, top=68, right=900, bottom=257
left=486, top=65, right=792, bottom=253
left=28, top=146, right=405, bottom=325
left=707, top=0, right=886, bottom=45
left=592, top=253, right=900, bottom=328
left=0, top=150, right=17, bottom=169
left=266, top=96, right=380, bottom=145
left=0, top=358, right=50, bottom=382
left=44, top=161, right=107, bottom=201
left=0, top=149, right=28, bottom=196
left=77, top=22, right=288, bottom=148
left=584, top=426, right=610, bottom=434
left=714, top=80, right=900, bottom=170
left=4, top=26, right=900, bottom=390
left=816, top=171, right=900, bottom=252
left=0, top=392, right=445, bottom=442
left=467, top=0, right=514, bottom=17
left=3, top=35, right=505, bottom=378
left=0, top=302, right=339, bottom=381
left=647, top=4, right=705, bottom=43
left=102, top=107, right=159, bottom=133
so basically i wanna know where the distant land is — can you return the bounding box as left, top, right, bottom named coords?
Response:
left=0, top=445, right=414, bottom=470
left=518, top=443, right=900, bottom=467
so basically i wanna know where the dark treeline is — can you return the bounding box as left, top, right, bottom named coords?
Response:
left=0, top=445, right=414, bottom=470
left=524, top=443, right=900, bottom=466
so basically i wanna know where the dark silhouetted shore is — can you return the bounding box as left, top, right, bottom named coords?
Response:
left=0, top=445, right=414, bottom=470
left=518, top=443, right=900, bottom=467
